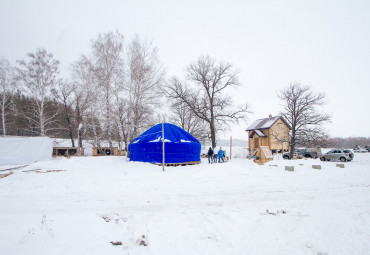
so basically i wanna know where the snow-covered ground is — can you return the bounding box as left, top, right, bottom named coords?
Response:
left=1, top=153, right=370, bottom=255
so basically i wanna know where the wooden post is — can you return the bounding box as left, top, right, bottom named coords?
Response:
left=77, top=123, right=82, bottom=156
left=230, top=136, right=232, bottom=160
left=162, top=122, right=165, bottom=172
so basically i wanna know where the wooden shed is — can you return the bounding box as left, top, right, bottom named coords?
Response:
left=53, top=147, right=84, bottom=157
left=246, top=115, right=291, bottom=155
left=254, top=146, right=274, bottom=164
left=92, top=147, right=119, bottom=156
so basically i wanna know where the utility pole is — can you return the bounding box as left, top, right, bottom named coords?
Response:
left=162, top=122, right=165, bottom=171
left=230, top=136, right=232, bottom=160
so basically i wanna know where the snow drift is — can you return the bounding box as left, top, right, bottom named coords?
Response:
left=0, top=136, right=52, bottom=166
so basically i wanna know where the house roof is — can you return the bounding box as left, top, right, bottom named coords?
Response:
left=246, top=116, right=291, bottom=131
left=254, top=129, right=266, bottom=137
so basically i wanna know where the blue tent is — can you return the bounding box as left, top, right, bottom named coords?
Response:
left=128, top=123, right=201, bottom=164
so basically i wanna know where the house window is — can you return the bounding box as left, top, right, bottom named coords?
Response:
left=278, top=123, right=281, bottom=130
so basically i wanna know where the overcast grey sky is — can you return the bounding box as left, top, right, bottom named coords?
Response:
left=1, top=0, right=369, bottom=139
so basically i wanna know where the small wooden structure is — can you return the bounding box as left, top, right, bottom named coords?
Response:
left=246, top=115, right=291, bottom=154
left=92, top=147, right=119, bottom=156
left=53, top=147, right=84, bottom=157
left=254, top=146, right=274, bottom=164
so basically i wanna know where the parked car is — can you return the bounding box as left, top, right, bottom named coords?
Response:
left=320, top=149, right=352, bottom=162
left=354, top=147, right=368, bottom=153
left=353, top=145, right=368, bottom=153
left=342, top=149, right=354, bottom=160
left=283, top=148, right=319, bottom=159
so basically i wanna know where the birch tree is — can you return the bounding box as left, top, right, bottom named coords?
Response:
left=89, top=31, right=125, bottom=149
left=165, top=55, right=248, bottom=148
left=278, top=83, right=331, bottom=159
left=124, top=36, right=164, bottom=144
left=0, top=58, right=15, bottom=136
left=71, top=56, right=100, bottom=148
left=16, top=49, right=60, bottom=136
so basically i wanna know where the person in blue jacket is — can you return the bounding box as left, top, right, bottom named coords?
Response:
left=218, top=147, right=224, bottom=163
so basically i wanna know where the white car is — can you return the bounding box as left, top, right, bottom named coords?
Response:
left=320, top=149, right=352, bottom=162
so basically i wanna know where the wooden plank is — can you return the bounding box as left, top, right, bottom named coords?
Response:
left=0, top=171, right=13, bottom=179
left=0, top=165, right=28, bottom=172
left=154, top=161, right=200, bottom=167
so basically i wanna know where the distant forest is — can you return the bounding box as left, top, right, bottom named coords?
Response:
left=329, top=137, right=370, bottom=149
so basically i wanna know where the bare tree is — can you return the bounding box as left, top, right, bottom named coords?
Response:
left=165, top=55, right=248, bottom=148
left=52, top=79, right=76, bottom=146
left=69, top=32, right=164, bottom=151
left=123, top=36, right=164, bottom=147
left=71, top=56, right=100, bottom=148
left=89, top=31, right=125, bottom=149
left=168, top=100, right=209, bottom=143
left=278, top=83, right=331, bottom=159
left=16, top=49, right=60, bottom=136
left=0, top=58, right=15, bottom=136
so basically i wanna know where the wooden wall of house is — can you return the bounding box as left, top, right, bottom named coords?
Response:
left=248, top=132, right=269, bottom=151
left=248, top=118, right=290, bottom=152
left=268, top=119, right=290, bottom=151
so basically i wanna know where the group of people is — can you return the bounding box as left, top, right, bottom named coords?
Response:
left=207, top=147, right=226, bottom=163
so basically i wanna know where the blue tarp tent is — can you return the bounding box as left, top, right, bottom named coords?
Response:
left=128, top=123, right=201, bottom=164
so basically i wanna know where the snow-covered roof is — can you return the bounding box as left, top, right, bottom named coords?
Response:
left=254, top=130, right=266, bottom=137
left=246, top=116, right=291, bottom=131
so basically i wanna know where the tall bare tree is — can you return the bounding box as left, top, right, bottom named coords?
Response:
left=169, top=100, right=209, bottom=143
left=123, top=36, right=164, bottom=145
left=71, top=56, right=99, bottom=147
left=0, top=58, right=15, bottom=136
left=278, top=83, right=331, bottom=159
left=165, top=55, right=248, bottom=148
left=52, top=79, right=76, bottom=146
left=16, top=49, right=60, bottom=136
left=89, top=31, right=125, bottom=149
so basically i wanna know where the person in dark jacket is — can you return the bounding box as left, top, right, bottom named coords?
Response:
left=207, top=147, right=214, bottom=163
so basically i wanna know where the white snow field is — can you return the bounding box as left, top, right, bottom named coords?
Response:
left=1, top=154, right=370, bottom=255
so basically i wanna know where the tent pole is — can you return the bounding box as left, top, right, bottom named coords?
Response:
left=162, top=122, right=165, bottom=171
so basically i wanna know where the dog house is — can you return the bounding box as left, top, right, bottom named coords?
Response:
left=254, top=146, right=274, bottom=164
left=53, top=147, right=84, bottom=157
left=92, top=147, right=119, bottom=156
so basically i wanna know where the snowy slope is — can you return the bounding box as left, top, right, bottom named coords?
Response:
left=0, top=154, right=370, bottom=255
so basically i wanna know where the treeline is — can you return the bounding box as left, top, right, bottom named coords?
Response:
left=1, top=32, right=171, bottom=150
left=329, top=137, right=370, bottom=149
left=1, top=31, right=248, bottom=149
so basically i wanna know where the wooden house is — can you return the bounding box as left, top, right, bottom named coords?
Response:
left=246, top=115, right=291, bottom=154
left=53, top=147, right=84, bottom=157
left=92, top=147, right=119, bottom=156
